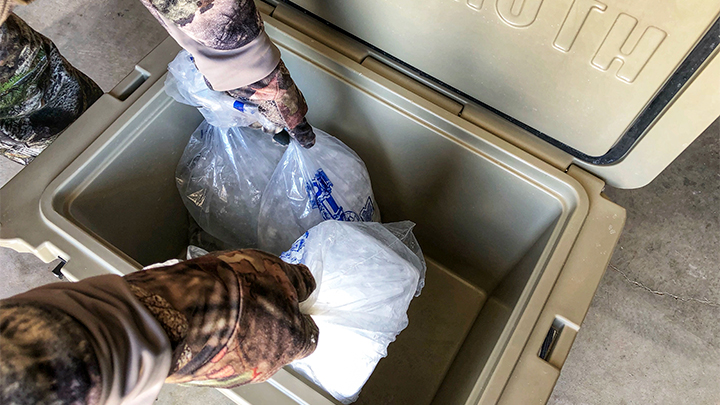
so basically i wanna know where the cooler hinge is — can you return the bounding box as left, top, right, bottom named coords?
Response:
left=263, top=0, right=574, bottom=172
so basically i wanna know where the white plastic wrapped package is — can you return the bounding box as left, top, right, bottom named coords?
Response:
left=258, top=129, right=381, bottom=254
left=280, top=220, right=426, bottom=404
left=165, top=50, right=276, bottom=131
left=176, top=121, right=286, bottom=248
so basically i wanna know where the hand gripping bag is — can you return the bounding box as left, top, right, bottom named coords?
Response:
left=280, top=220, right=426, bottom=403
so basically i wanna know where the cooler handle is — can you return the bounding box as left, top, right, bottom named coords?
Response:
left=109, top=66, right=150, bottom=101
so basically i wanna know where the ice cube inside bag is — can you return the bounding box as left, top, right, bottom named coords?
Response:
left=259, top=129, right=381, bottom=254
left=281, top=220, right=426, bottom=404
left=176, top=121, right=286, bottom=248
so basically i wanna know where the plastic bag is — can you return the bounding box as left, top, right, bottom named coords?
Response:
left=165, top=50, right=276, bottom=132
left=381, top=221, right=427, bottom=296
left=187, top=214, right=235, bottom=253
left=176, top=121, right=286, bottom=248
left=142, top=259, right=181, bottom=270
left=280, top=220, right=426, bottom=404
left=186, top=245, right=210, bottom=260
left=258, top=129, right=381, bottom=254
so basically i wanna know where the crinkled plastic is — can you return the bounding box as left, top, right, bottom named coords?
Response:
left=165, top=50, right=277, bottom=132
left=380, top=221, right=427, bottom=296
left=258, top=129, right=381, bottom=254
left=186, top=245, right=210, bottom=260
left=281, top=221, right=426, bottom=404
left=176, top=121, right=286, bottom=248
left=142, top=258, right=181, bottom=270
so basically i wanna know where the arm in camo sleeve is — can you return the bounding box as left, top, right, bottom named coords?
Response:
left=0, top=250, right=318, bottom=404
left=125, top=249, right=318, bottom=387
left=141, top=0, right=316, bottom=147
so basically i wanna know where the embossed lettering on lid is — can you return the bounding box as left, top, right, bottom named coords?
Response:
left=281, top=0, right=719, bottom=174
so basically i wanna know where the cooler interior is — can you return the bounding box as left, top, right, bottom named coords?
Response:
left=51, top=32, right=579, bottom=405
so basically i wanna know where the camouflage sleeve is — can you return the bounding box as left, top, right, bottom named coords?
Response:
left=0, top=249, right=317, bottom=404
left=0, top=275, right=171, bottom=405
left=139, top=0, right=315, bottom=147
left=140, top=0, right=264, bottom=51
left=124, top=249, right=318, bottom=387
left=0, top=303, right=103, bottom=404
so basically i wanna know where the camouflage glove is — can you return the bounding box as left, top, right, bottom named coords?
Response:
left=124, top=249, right=319, bottom=387
left=0, top=249, right=317, bottom=404
left=226, top=60, right=314, bottom=148
left=141, top=0, right=315, bottom=147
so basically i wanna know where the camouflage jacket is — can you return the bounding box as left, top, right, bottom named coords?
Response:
left=0, top=249, right=318, bottom=404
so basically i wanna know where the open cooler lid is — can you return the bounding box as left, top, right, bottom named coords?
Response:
left=273, top=0, right=720, bottom=188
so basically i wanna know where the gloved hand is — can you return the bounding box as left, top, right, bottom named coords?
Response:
left=140, top=0, right=316, bottom=147
left=0, top=250, right=318, bottom=405
left=226, top=60, right=315, bottom=148
left=124, top=249, right=319, bottom=387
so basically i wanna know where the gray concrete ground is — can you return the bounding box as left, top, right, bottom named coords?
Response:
left=549, top=119, right=720, bottom=405
left=1, top=0, right=718, bottom=403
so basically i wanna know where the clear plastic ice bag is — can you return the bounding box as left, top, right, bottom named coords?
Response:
left=165, top=50, right=276, bottom=131
left=280, top=220, right=426, bottom=404
left=176, top=121, right=286, bottom=248
left=258, top=129, right=381, bottom=254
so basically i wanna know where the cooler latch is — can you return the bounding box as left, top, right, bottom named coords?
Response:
left=51, top=257, right=67, bottom=280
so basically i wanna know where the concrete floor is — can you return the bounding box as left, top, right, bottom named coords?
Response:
left=549, top=119, right=720, bottom=405
left=1, top=0, right=719, bottom=403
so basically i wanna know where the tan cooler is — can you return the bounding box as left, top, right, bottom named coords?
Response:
left=1, top=0, right=718, bottom=404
